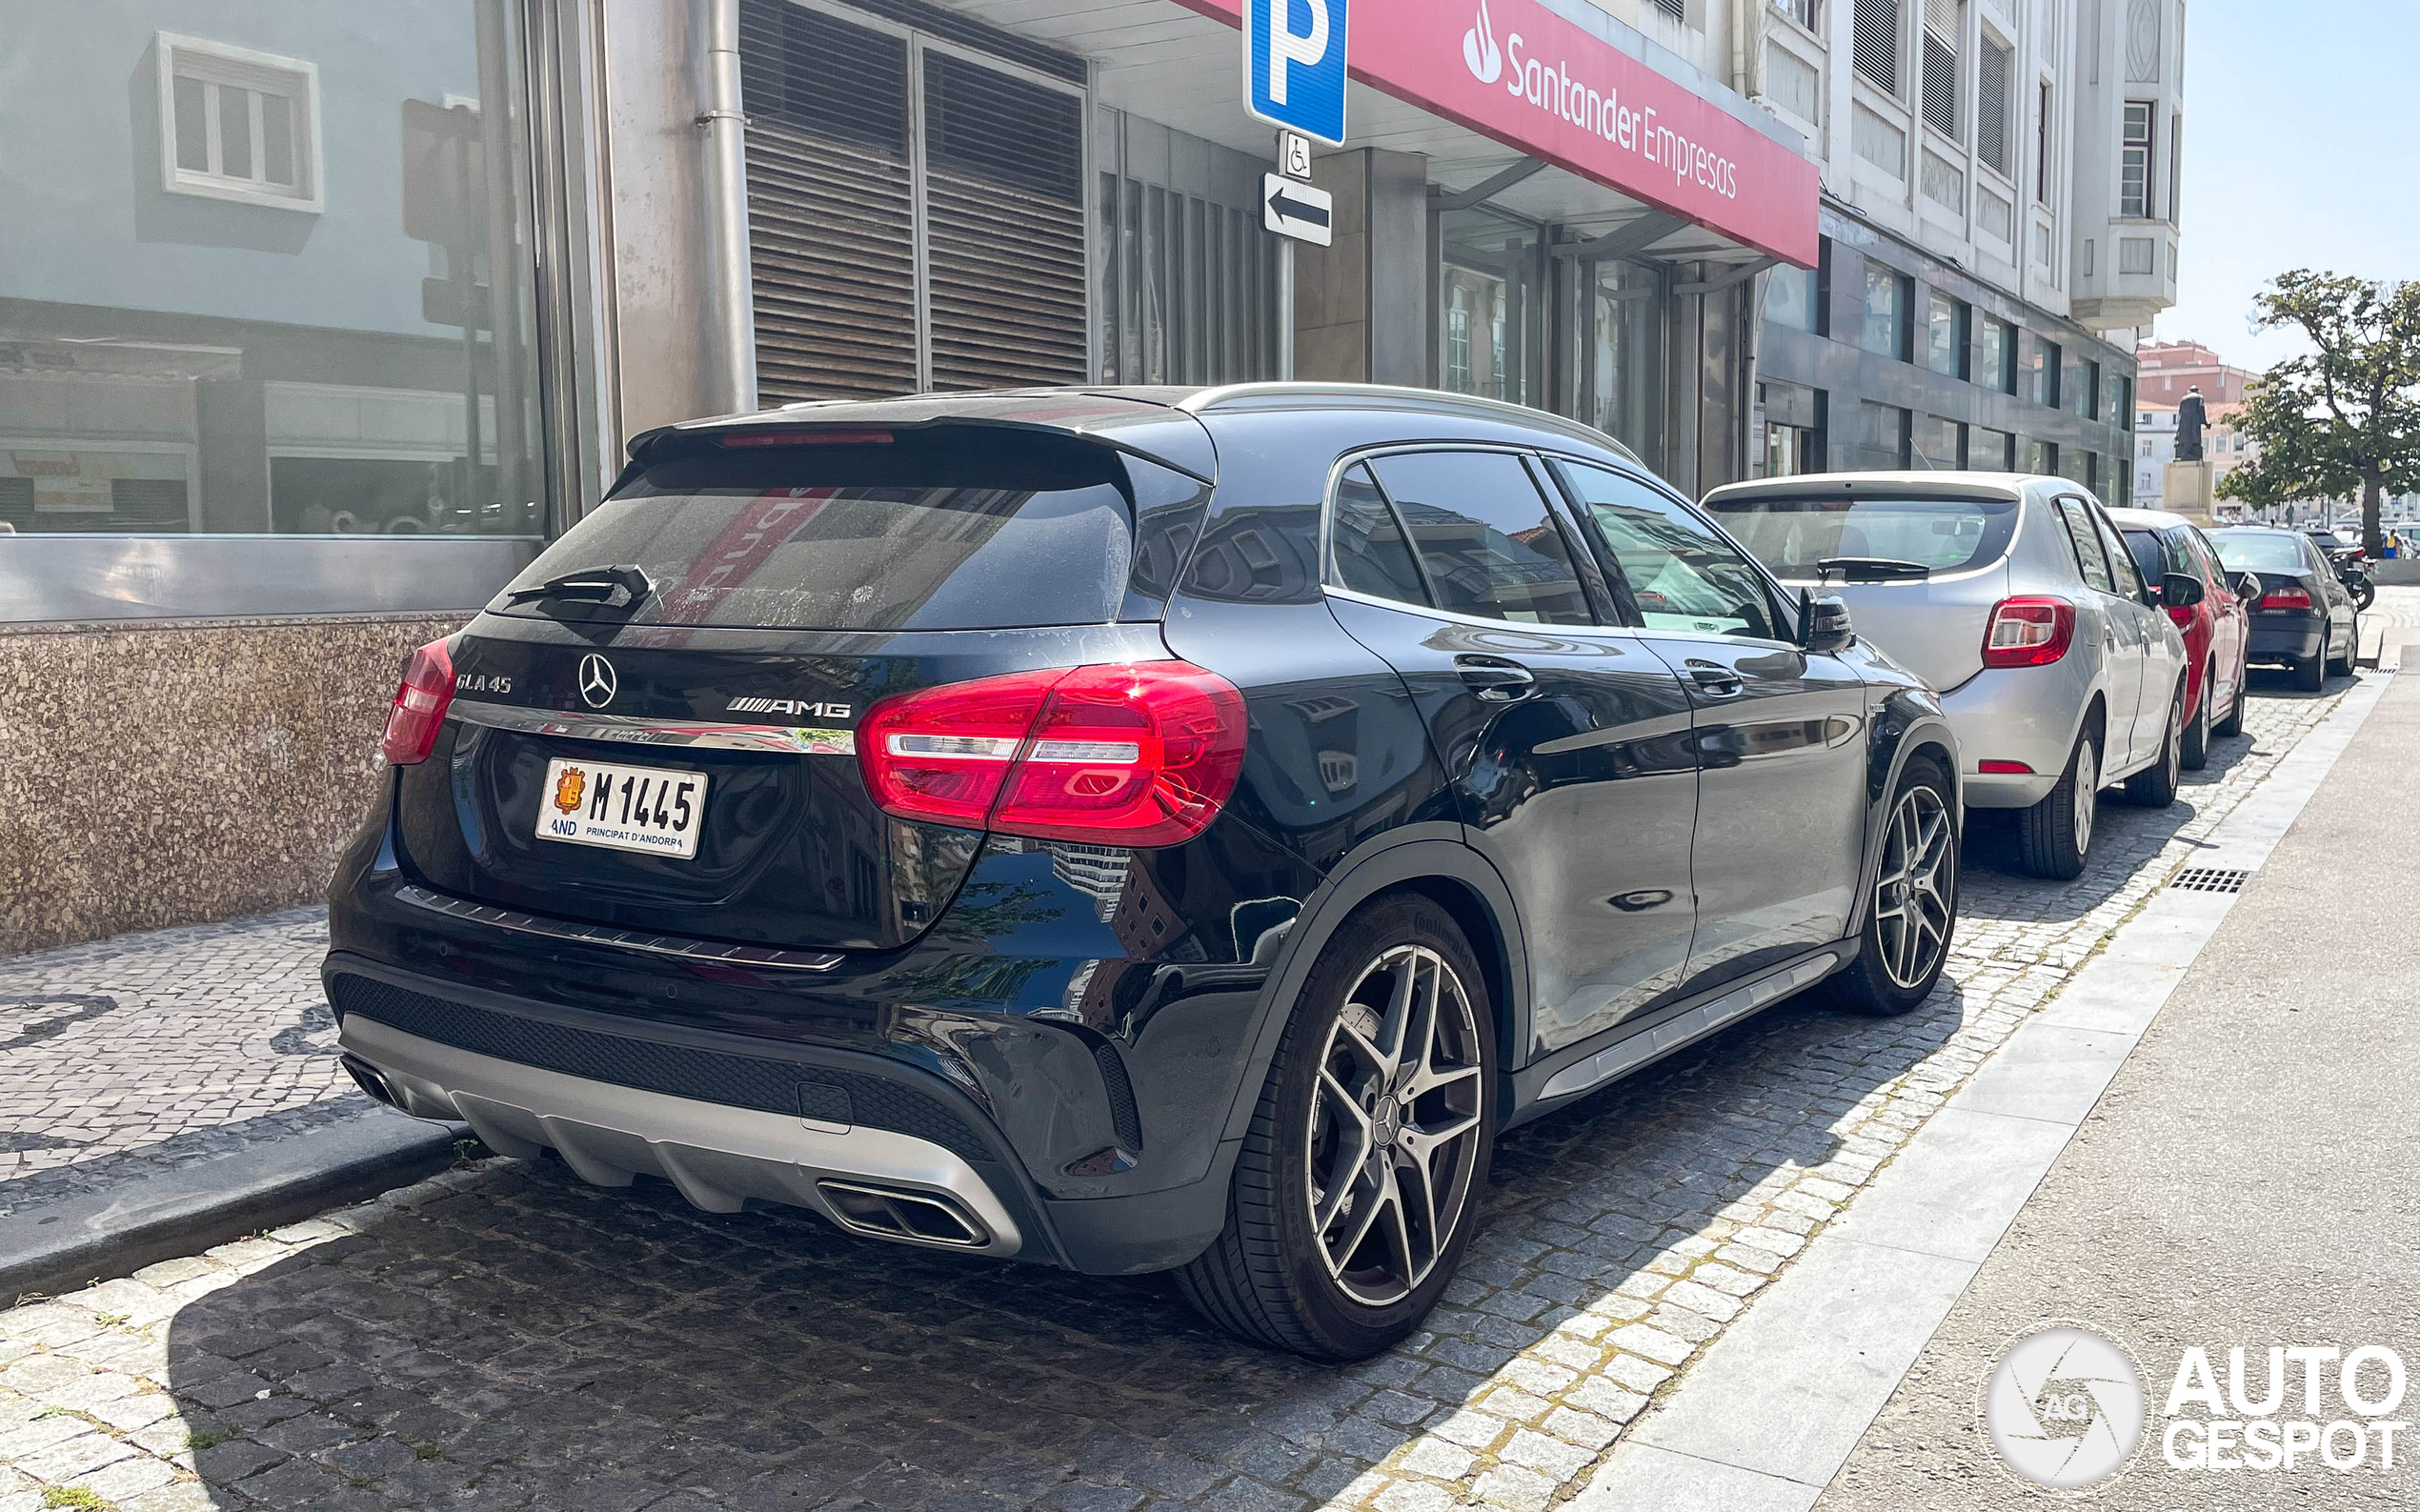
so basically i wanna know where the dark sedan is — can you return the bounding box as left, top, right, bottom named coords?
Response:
left=2207, top=527, right=2361, bottom=691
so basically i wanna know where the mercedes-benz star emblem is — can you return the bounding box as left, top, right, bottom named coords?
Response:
left=577, top=654, right=618, bottom=709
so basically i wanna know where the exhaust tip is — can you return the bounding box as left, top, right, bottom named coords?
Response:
left=816, top=1179, right=991, bottom=1249
left=341, top=1054, right=402, bottom=1109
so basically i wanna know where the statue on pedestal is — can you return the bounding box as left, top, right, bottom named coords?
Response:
left=2175, top=386, right=2207, bottom=463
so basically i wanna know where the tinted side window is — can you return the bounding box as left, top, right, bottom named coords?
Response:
left=1364, top=452, right=1594, bottom=626
left=1556, top=461, right=1785, bottom=641
left=2122, top=530, right=2163, bottom=587
left=2095, top=511, right=2147, bottom=597
left=1327, top=464, right=1430, bottom=605
left=2056, top=498, right=2116, bottom=594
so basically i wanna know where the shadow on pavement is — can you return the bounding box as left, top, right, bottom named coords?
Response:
left=158, top=970, right=1980, bottom=1511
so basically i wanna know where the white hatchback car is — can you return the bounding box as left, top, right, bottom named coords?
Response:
left=1703, top=474, right=2189, bottom=879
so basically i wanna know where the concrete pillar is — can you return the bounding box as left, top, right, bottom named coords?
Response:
left=1294, top=149, right=1429, bottom=386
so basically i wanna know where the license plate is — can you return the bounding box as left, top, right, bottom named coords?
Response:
left=534, top=757, right=709, bottom=859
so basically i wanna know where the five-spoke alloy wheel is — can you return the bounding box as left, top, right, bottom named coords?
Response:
left=1834, top=756, right=1959, bottom=1016
left=1306, top=944, right=1486, bottom=1307
left=1870, top=783, right=1955, bottom=991
left=1177, top=895, right=1497, bottom=1360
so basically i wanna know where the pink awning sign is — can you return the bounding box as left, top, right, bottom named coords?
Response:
left=1175, top=0, right=1820, bottom=268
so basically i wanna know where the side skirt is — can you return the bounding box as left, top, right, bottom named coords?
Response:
left=1504, top=942, right=1856, bottom=1128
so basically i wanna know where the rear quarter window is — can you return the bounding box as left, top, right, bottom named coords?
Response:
left=493, top=432, right=1158, bottom=632
left=1705, top=494, right=2019, bottom=578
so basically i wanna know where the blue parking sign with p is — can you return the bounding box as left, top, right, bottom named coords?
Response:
left=1245, top=0, right=1348, bottom=146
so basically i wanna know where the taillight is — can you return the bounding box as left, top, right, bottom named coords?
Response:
left=2260, top=585, right=2313, bottom=611
left=379, top=638, right=455, bottom=766
left=858, top=662, right=1247, bottom=847
left=1981, top=596, right=2076, bottom=668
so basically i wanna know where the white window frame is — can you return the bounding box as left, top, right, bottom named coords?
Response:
left=155, top=32, right=324, bottom=213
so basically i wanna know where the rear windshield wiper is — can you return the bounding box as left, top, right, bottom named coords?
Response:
left=1816, top=556, right=1933, bottom=582
left=500, top=565, right=655, bottom=614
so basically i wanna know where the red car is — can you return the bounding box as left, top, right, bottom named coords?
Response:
left=2111, top=507, right=2254, bottom=768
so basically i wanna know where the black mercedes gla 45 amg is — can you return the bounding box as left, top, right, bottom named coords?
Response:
left=329, top=385, right=1959, bottom=1361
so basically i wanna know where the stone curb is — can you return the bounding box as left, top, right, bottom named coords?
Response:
left=0, top=1108, right=465, bottom=1303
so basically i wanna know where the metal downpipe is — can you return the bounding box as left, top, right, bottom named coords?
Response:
left=699, top=0, right=758, bottom=414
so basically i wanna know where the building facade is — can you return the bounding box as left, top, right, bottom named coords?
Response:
left=1748, top=0, right=2185, bottom=499
left=2135, top=337, right=2249, bottom=407
left=2, top=0, right=1826, bottom=951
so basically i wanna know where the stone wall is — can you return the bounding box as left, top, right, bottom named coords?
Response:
left=0, top=614, right=461, bottom=956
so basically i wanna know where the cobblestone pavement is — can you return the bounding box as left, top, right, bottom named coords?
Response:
left=0, top=912, right=361, bottom=1218
left=0, top=679, right=2357, bottom=1512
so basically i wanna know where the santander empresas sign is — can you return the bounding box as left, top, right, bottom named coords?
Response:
left=1177, top=0, right=1818, bottom=267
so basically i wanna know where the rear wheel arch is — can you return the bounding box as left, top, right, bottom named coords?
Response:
left=1217, top=832, right=1532, bottom=1148
left=1393, top=875, right=1522, bottom=1075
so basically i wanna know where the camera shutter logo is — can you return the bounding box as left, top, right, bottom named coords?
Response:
left=1983, top=1325, right=2148, bottom=1491
left=578, top=655, right=618, bottom=710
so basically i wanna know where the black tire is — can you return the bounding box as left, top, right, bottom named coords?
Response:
left=2297, top=647, right=2327, bottom=692
left=2181, top=663, right=2213, bottom=771
left=2213, top=664, right=2246, bottom=737
left=2018, top=727, right=2101, bottom=880
left=2124, top=680, right=2186, bottom=807
left=1174, top=893, right=1496, bottom=1361
left=2329, top=615, right=2357, bottom=677
left=1832, top=756, right=1957, bottom=1017
left=2352, top=579, right=2376, bottom=612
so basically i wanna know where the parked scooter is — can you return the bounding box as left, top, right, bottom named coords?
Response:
left=2330, top=547, right=2378, bottom=610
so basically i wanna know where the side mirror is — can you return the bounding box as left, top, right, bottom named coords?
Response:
left=2236, top=574, right=2264, bottom=607
left=2161, top=573, right=2206, bottom=610
left=1799, top=590, right=1855, bottom=654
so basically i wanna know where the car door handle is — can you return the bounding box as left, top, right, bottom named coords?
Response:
left=1455, top=655, right=1536, bottom=701
left=1684, top=659, right=1744, bottom=696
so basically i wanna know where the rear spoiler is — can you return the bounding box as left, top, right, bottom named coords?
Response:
left=625, top=393, right=1220, bottom=488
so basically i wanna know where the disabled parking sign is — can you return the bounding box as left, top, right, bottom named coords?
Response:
left=1244, top=0, right=1349, bottom=146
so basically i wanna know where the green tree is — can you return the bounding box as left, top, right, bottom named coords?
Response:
left=2217, top=271, right=2420, bottom=555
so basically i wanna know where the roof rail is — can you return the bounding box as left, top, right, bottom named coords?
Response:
left=1176, top=383, right=1644, bottom=466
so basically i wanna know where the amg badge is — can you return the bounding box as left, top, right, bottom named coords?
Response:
left=727, top=696, right=853, bottom=719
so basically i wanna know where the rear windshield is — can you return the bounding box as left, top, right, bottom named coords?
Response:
left=492, top=432, right=1138, bottom=631
left=2208, top=532, right=2309, bottom=576
left=1703, top=494, right=2019, bottom=578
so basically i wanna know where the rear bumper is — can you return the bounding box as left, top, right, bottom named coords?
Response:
left=2248, top=618, right=2326, bottom=663
left=326, top=956, right=1234, bottom=1274
left=1938, top=661, right=2095, bottom=810
left=343, top=1012, right=1028, bottom=1255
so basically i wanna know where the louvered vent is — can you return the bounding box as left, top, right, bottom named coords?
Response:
left=1853, top=0, right=1903, bottom=97
left=1650, top=0, right=1685, bottom=19
left=1978, top=34, right=2012, bottom=173
left=1921, top=0, right=1962, bottom=138
left=922, top=52, right=1087, bottom=392
left=740, top=0, right=917, bottom=402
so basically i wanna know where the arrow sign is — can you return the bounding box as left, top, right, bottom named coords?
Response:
left=1263, top=172, right=1334, bottom=246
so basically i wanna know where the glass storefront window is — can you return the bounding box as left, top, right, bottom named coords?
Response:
left=1438, top=208, right=1543, bottom=410
left=1759, top=379, right=1824, bottom=478
left=1914, top=415, right=1965, bottom=470
left=1767, top=262, right=1822, bottom=333
left=1974, top=427, right=2015, bottom=470
left=1857, top=402, right=1911, bottom=469
left=1, top=3, right=547, bottom=538
left=1980, top=316, right=2018, bottom=393
left=1585, top=260, right=1664, bottom=465
left=1862, top=260, right=1910, bottom=361
left=1926, top=290, right=1966, bottom=378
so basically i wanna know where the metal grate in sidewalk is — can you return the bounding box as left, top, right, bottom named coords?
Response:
left=2169, top=867, right=2254, bottom=895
